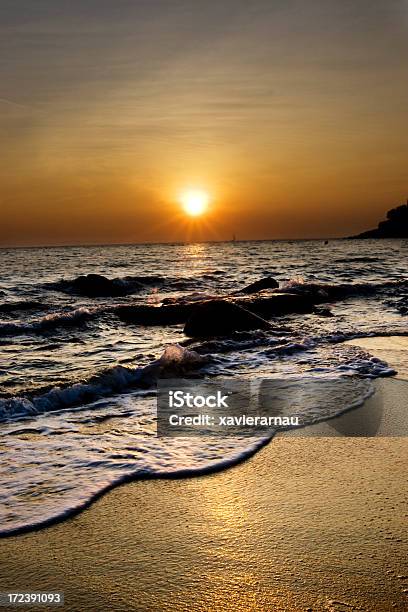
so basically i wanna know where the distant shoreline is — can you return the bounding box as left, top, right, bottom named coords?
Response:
left=348, top=201, right=408, bottom=239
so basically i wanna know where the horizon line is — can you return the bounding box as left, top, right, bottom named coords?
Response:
left=0, top=236, right=351, bottom=250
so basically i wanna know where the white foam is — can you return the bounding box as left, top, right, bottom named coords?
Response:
left=0, top=344, right=207, bottom=422
left=0, top=372, right=374, bottom=537
left=0, top=307, right=95, bottom=336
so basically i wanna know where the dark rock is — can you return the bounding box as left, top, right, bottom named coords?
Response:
left=69, top=274, right=128, bottom=297
left=117, top=303, right=192, bottom=326
left=50, top=274, right=166, bottom=297
left=313, top=305, right=334, bottom=317
left=118, top=292, right=315, bottom=332
left=237, top=276, right=279, bottom=294
left=53, top=274, right=137, bottom=297
left=125, top=275, right=164, bottom=285
left=350, top=201, right=408, bottom=238
left=184, top=299, right=271, bottom=337
left=245, top=292, right=316, bottom=316
left=161, top=293, right=219, bottom=306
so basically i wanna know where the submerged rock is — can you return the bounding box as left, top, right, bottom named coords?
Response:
left=313, top=305, right=334, bottom=317
left=184, top=300, right=271, bottom=337
left=237, top=276, right=279, bottom=294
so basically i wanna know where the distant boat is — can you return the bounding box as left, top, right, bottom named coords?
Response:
left=232, top=234, right=236, bottom=242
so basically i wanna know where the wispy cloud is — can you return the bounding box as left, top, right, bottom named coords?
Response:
left=0, top=97, right=32, bottom=110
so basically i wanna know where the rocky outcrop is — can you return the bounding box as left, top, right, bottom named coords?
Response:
left=49, top=274, right=131, bottom=297
left=237, top=276, right=279, bottom=294
left=50, top=274, right=164, bottom=297
left=350, top=201, right=408, bottom=238
left=183, top=300, right=272, bottom=337
left=118, top=292, right=315, bottom=337
left=118, top=278, right=406, bottom=337
left=118, top=302, right=192, bottom=326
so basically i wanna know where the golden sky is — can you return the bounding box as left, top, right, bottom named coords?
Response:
left=0, top=0, right=407, bottom=246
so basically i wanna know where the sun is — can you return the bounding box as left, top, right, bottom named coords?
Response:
left=180, top=189, right=210, bottom=217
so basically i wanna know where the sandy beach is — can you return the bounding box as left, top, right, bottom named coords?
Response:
left=0, top=339, right=407, bottom=612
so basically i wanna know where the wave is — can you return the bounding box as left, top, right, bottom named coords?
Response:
left=0, top=344, right=207, bottom=422
left=0, top=307, right=97, bottom=337
left=0, top=300, right=51, bottom=314
left=186, top=329, right=314, bottom=358
left=0, top=434, right=271, bottom=537
left=385, top=296, right=408, bottom=316
left=0, top=372, right=376, bottom=538
left=188, top=330, right=284, bottom=355
left=281, top=278, right=408, bottom=300
left=333, top=256, right=381, bottom=264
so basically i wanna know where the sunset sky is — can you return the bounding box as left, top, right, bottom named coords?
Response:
left=1, top=0, right=407, bottom=246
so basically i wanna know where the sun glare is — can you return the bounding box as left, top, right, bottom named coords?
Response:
left=180, top=189, right=210, bottom=217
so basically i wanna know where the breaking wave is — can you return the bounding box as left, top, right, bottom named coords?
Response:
left=0, top=307, right=97, bottom=337
left=0, top=300, right=51, bottom=314
left=0, top=345, right=207, bottom=422
left=1, top=326, right=398, bottom=423
left=0, top=370, right=376, bottom=537
left=281, top=278, right=408, bottom=299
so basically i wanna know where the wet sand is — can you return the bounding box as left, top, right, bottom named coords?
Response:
left=0, top=339, right=407, bottom=611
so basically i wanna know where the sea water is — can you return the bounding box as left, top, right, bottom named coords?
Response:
left=0, top=239, right=407, bottom=535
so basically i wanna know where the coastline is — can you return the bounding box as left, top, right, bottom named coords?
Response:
left=0, top=338, right=407, bottom=611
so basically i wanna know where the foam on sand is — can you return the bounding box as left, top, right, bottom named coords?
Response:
left=346, top=336, right=408, bottom=380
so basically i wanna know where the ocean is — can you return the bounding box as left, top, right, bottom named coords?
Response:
left=0, top=239, right=407, bottom=535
